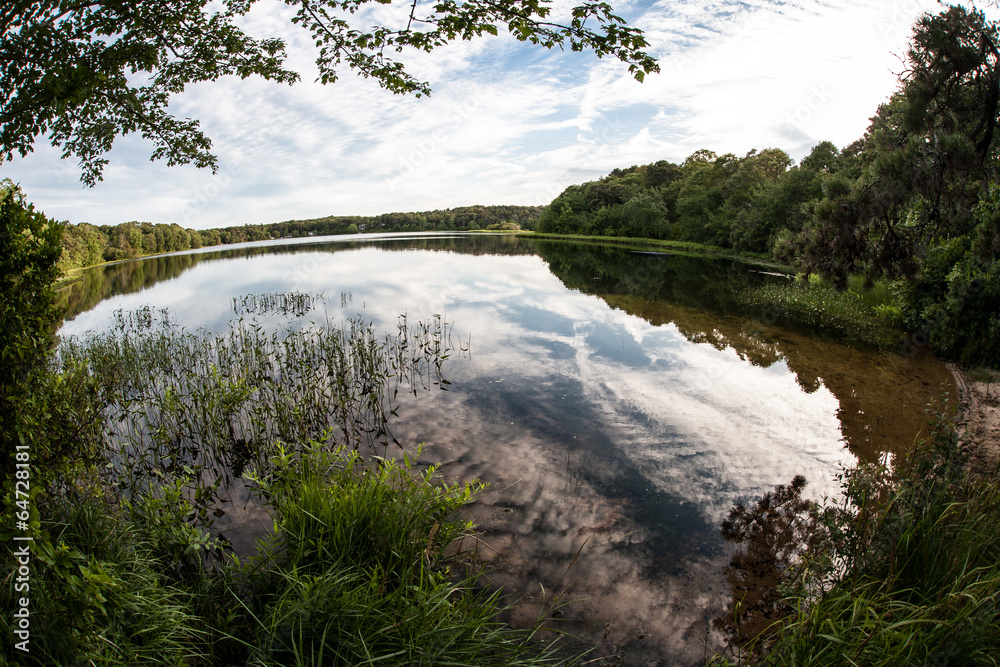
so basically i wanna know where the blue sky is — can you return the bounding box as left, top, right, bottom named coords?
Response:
left=2, top=0, right=994, bottom=230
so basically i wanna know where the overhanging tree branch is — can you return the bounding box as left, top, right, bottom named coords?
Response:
left=0, top=0, right=658, bottom=184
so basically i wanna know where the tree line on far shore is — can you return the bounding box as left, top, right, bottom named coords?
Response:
left=58, top=204, right=542, bottom=273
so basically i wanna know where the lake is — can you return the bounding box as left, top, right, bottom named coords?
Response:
left=58, top=232, right=954, bottom=665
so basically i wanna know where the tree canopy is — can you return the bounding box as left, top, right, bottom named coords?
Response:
left=0, top=0, right=658, bottom=185
left=789, top=5, right=1000, bottom=286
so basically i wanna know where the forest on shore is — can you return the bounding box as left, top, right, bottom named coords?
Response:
left=57, top=204, right=541, bottom=272
left=534, top=6, right=999, bottom=367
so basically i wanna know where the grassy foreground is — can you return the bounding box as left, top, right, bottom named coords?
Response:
left=7, top=444, right=579, bottom=666
left=710, top=410, right=1000, bottom=666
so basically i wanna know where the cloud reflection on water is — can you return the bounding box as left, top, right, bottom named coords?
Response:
left=60, top=236, right=950, bottom=665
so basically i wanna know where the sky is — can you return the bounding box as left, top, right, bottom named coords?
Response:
left=2, top=0, right=996, bottom=230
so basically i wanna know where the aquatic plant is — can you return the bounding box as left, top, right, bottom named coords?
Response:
left=56, top=307, right=463, bottom=531
left=736, top=277, right=905, bottom=350
left=231, top=291, right=325, bottom=319
left=3, top=442, right=585, bottom=666
left=230, top=441, right=582, bottom=665
left=3, top=301, right=588, bottom=665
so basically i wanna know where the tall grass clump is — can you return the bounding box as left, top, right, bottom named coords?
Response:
left=2, top=479, right=209, bottom=665
left=711, top=410, right=1000, bottom=666
left=232, top=441, right=580, bottom=666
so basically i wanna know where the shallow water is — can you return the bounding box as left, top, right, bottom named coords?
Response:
left=60, top=233, right=954, bottom=665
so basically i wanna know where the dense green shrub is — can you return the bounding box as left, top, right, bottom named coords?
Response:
left=0, top=181, right=65, bottom=473
left=903, top=234, right=1000, bottom=366
left=2, top=483, right=209, bottom=666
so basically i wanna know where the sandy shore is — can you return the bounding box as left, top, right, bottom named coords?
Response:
left=951, top=364, right=1000, bottom=474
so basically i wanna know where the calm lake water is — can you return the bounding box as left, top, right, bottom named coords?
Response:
left=59, top=232, right=953, bottom=665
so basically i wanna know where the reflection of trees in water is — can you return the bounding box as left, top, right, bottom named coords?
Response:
left=712, top=475, right=831, bottom=653
left=61, top=236, right=953, bottom=463
left=534, top=242, right=953, bottom=463
left=58, top=234, right=540, bottom=319
left=533, top=241, right=963, bottom=665
left=533, top=240, right=765, bottom=315
left=58, top=249, right=244, bottom=318
left=532, top=243, right=955, bottom=662
left=59, top=252, right=201, bottom=318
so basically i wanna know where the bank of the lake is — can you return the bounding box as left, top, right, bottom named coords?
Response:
left=708, top=374, right=1000, bottom=666
left=518, top=231, right=784, bottom=269
left=956, top=366, right=1000, bottom=474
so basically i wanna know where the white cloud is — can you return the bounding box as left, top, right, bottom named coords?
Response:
left=2, top=0, right=993, bottom=228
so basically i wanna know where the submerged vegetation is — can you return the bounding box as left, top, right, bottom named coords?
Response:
left=60, top=307, right=460, bottom=493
